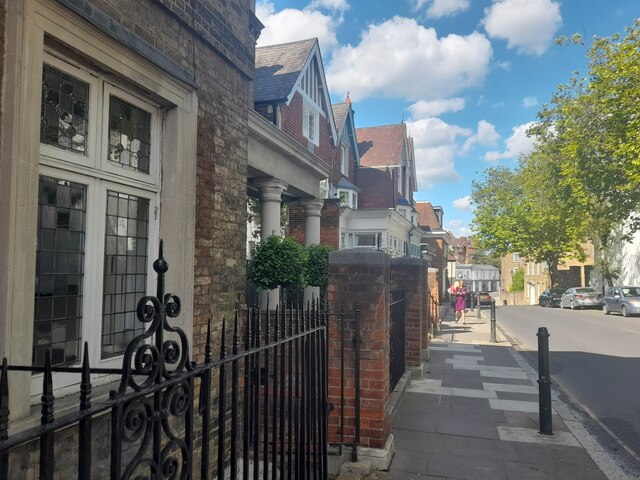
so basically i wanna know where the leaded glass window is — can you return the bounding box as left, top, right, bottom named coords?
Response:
left=34, top=176, right=86, bottom=367
left=102, top=190, right=149, bottom=358
left=108, top=96, right=151, bottom=174
left=40, top=64, right=89, bottom=153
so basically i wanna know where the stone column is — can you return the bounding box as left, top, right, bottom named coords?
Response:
left=255, top=179, right=288, bottom=308
left=300, top=198, right=324, bottom=304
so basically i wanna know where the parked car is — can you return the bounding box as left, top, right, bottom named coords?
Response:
left=538, top=288, right=565, bottom=307
left=476, top=291, right=493, bottom=305
left=560, top=287, right=604, bottom=310
left=603, top=286, right=640, bottom=317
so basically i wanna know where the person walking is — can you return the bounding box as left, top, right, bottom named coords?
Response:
left=448, top=281, right=459, bottom=309
left=454, top=280, right=468, bottom=324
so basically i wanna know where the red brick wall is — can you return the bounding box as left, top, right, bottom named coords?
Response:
left=327, top=250, right=391, bottom=449
left=356, top=168, right=394, bottom=209
left=391, top=258, right=428, bottom=367
left=320, top=199, right=340, bottom=249
left=287, top=203, right=305, bottom=245
left=428, top=269, right=440, bottom=337
left=279, top=92, right=333, bottom=170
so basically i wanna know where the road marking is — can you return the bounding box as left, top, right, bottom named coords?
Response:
left=497, top=426, right=580, bottom=447
left=489, top=398, right=540, bottom=413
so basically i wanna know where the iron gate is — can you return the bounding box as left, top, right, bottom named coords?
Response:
left=389, top=290, right=405, bottom=392
left=0, top=243, right=328, bottom=479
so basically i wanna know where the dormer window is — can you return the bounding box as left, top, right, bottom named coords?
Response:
left=303, top=102, right=319, bottom=145
left=338, top=189, right=357, bottom=209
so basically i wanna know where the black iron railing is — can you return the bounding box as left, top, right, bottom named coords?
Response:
left=0, top=242, right=328, bottom=479
left=389, top=290, right=406, bottom=392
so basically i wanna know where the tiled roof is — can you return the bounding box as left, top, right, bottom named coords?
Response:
left=336, top=177, right=359, bottom=191
left=415, top=201, right=441, bottom=229
left=254, top=38, right=316, bottom=103
left=332, top=102, right=350, bottom=137
left=356, top=124, right=407, bottom=167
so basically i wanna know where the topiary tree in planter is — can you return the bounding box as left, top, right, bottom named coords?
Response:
left=304, top=244, right=332, bottom=303
left=248, top=236, right=306, bottom=302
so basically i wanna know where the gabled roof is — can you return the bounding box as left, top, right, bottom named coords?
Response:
left=254, top=37, right=338, bottom=144
left=254, top=38, right=316, bottom=103
left=415, top=201, right=441, bottom=229
left=332, top=103, right=351, bottom=136
left=357, top=124, right=408, bottom=168
left=333, top=101, right=360, bottom=168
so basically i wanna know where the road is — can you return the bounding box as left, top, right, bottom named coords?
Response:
left=496, top=304, right=640, bottom=468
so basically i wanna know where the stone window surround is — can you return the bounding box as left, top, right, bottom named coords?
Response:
left=1, top=0, right=197, bottom=417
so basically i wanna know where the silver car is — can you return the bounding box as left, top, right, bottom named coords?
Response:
left=603, top=286, right=640, bottom=317
left=560, top=287, right=604, bottom=310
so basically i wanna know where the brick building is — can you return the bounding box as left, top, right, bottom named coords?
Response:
left=0, top=0, right=260, bottom=420
left=415, top=201, right=451, bottom=299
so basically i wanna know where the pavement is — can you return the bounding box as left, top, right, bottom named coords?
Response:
left=336, top=305, right=632, bottom=480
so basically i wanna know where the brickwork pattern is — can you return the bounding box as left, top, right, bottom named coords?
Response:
left=279, top=91, right=333, bottom=172
left=327, top=251, right=391, bottom=450
left=319, top=199, right=340, bottom=249
left=390, top=259, right=427, bottom=367
left=67, top=0, right=253, bottom=365
left=286, top=203, right=306, bottom=245
left=355, top=167, right=394, bottom=209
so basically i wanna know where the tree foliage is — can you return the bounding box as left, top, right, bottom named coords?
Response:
left=305, top=244, right=332, bottom=291
left=510, top=268, right=524, bottom=292
left=530, top=20, right=640, bottom=287
left=473, top=20, right=640, bottom=288
left=249, top=236, right=306, bottom=291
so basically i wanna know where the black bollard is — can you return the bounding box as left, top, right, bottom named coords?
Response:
left=537, top=327, right=553, bottom=435
left=490, top=299, right=497, bottom=343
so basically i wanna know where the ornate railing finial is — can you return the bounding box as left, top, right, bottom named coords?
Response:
left=153, top=239, right=169, bottom=300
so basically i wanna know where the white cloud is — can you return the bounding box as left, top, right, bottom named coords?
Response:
left=523, top=96, right=538, bottom=108
left=407, top=117, right=472, bottom=188
left=485, top=122, right=536, bottom=161
left=414, top=0, right=470, bottom=18
left=453, top=195, right=473, bottom=211
left=497, top=61, right=511, bottom=71
left=327, top=17, right=492, bottom=101
left=309, top=0, right=349, bottom=11
left=408, top=98, right=465, bottom=117
left=482, top=0, right=562, bottom=55
left=256, top=1, right=341, bottom=54
left=447, top=219, right=474, bottom=237
left=462, top=120, right=500, bottom=152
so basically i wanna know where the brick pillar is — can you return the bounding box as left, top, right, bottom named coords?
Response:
left=427, top=268, right=439, bottom=337
left=327, top=250, right=390, bottom=451
left=390, top=257, right=427, bottom=367
left=320, top=198, right=340, bottom=249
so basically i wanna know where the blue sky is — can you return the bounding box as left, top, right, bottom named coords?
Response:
left=255, top=0, right=638, bottom=237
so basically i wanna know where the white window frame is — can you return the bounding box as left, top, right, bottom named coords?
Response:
left=302, top=102, right=319, bottom=145
left=3, top=1, right=197, bottom=416
left=34, top=56, right=162, bottom=392
left=513, top=253, right=520, bottom=262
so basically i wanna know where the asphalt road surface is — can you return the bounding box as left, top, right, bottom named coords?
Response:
left=496, top=304, right=640, bottom=471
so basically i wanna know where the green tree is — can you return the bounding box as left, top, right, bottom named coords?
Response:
left=510, top=268, right=524, bottom=292
left=471, top=161, right=584, bottom=287
left=249, top=236, right=306, bottom=292
left=469, top=249, right=501, bottom=268
left=532, top=20, right=640, bottom=287
left=304, top=244, right=332, bottom=292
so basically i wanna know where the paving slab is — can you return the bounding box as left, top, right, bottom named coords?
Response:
left=382, top=306, right=626, bottom=480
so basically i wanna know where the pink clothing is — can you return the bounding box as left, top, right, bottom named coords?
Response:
left=454, top=287, right=468, bottom=312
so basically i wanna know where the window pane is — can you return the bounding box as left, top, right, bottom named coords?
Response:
left=40, top=64, right=89, bottom=154
left=101, top=191, right=149, bottom=358
left=108, top=96, right=151, bottom=174
left=33, top=176, right=86, bottom=367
